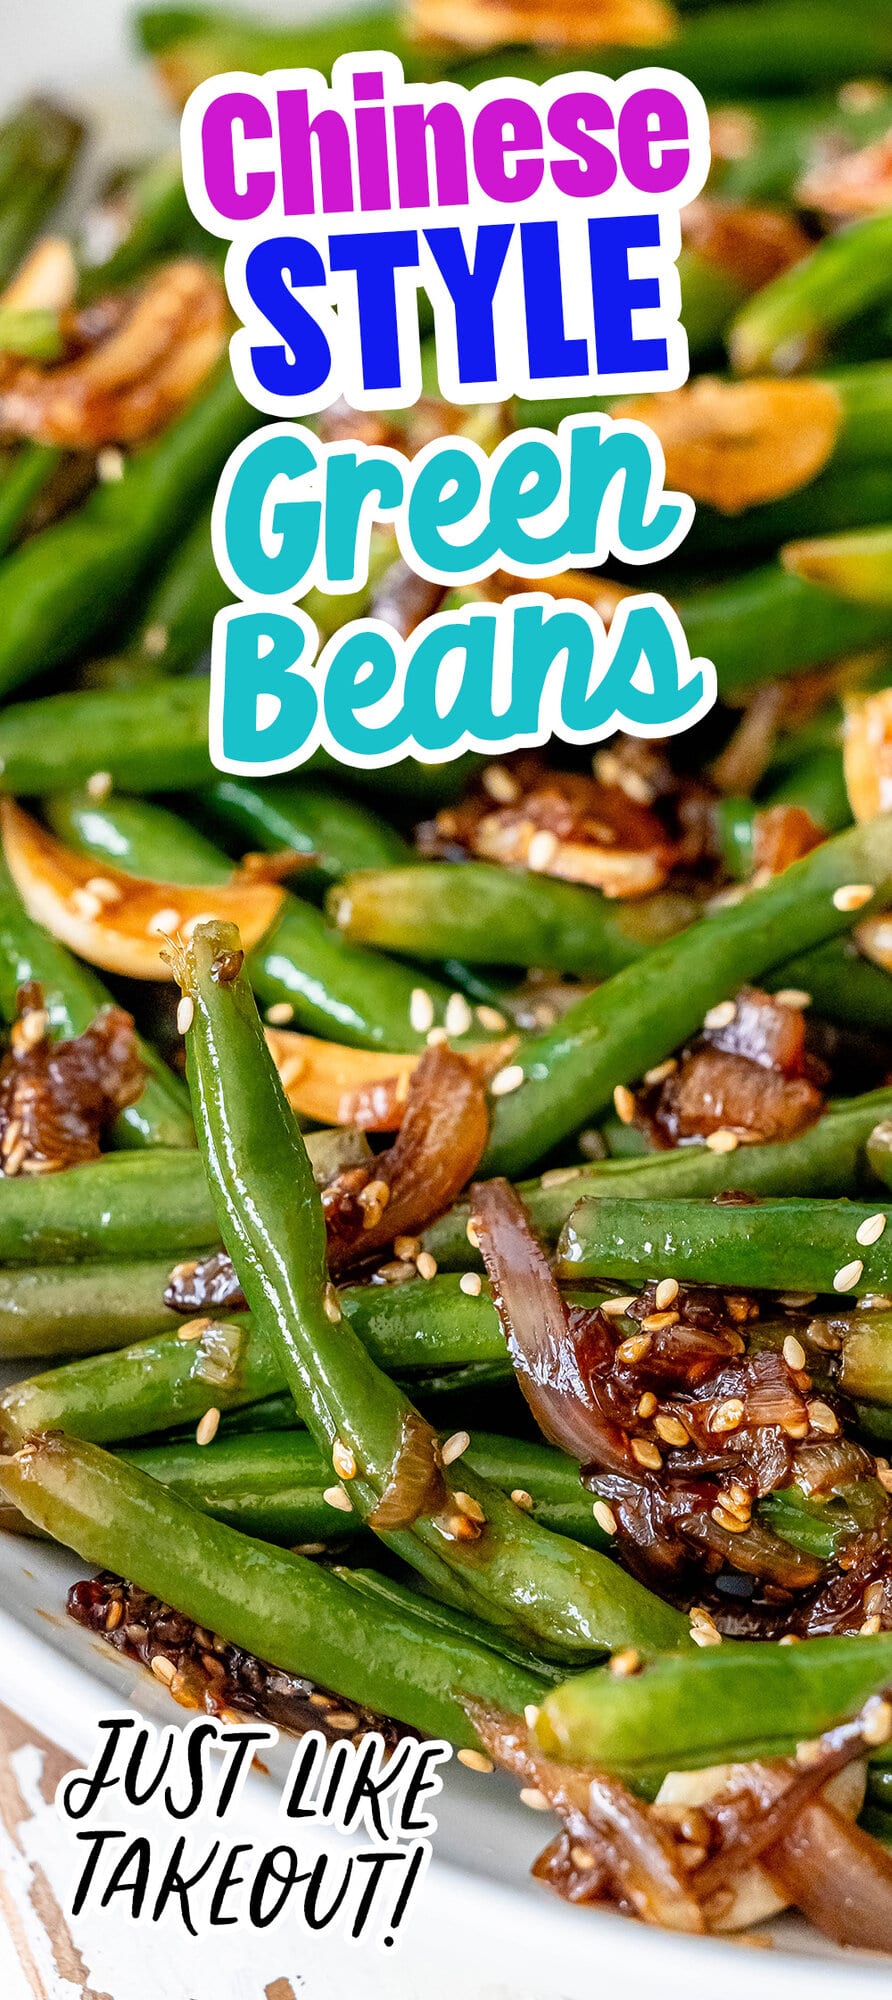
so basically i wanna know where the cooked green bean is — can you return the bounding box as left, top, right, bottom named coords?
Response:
left=558, top=1194, right=892, bottom=1296
left=0, top=1260, right=181, bottom=1358
left=0, top=1151, right=217, bottom=1264
left=201, top=775, right=410, bottom=886
left=731, top=215, right=892, bottom=376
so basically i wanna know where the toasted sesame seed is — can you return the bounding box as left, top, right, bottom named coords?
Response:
left=540, top=1166, right=583, bottom=1190
left=457, top=1748, right=494, bottom=1772
left=519, top=1787, right=551, bottom=1811
left=592, top=1500, right=618, bottom=1535
left=177, top=1316, right=212, bottom=1341
left=778, top=1633, right=800, bottom=1645
left=863, top=1697, right=892, bottom=1746
left=481, top=762, right=520, bottom=804
left=613, top=1084, right=636, bottom=1125
left=602, top=1295, right=637, bottom=1317
left=265, top=1001, right=295, bottom=1024
left=195, top=1407, right=220, bottom=1446
left=394, top=1235, right=420, bottom=1262
left=781, top=1414, right=811, bottom=1439
left=445, top=992, right=473, bottom=1038
left=712, top=1505, right=747, bottom=1534
left=779, top=1291, right=817, bottom=1308
left=637, top=1392, right=657, bottom=1419
left=426, top=1025, right=448, bottom=1047
left=710, top=1398, right=744, bottom=1433
left=807, top=1398, right=839, bottom=1435
left=490, top=1063, right=525, bottom=1097
left=528, top=829, right=559, bottom=871
left=416, top=1251, right=438, bottom=1281
left=151, top=1654, right=176, bottom=1685
left=834, top=1258, right=864, bottom=1293
left=655, top=1278, right=679, bottom=1310
left=323, top=1484, right=353, bottom=1514
left=861, top=1616, right=883, bottom=1637
left=453, top=1490, right=485, bottom=1524
left=466, top=1218, right=480, bottom=1249
left=857, top=1212, right=887, bottom=1247
left=148, top=907, right=182, bottom=936
left=616, top=1333, right=652, bottom=1365
left=690, top=1627, right=722, bottom=1648
left=705, top=1128, right=739, bottom=1154
left=176, top=995, right=194, bottom=1035
left=17, top=1007, right=48, bottom=1048
left=704, top=999, right=737, bottom=1030
left=142, top=622, right=168, bottom=658
left=609, top=1648, right=640, bottom=1678
left=327, top=1710, right=359, bottom=1730
left=476, top=1004, right=508, bottom=1032
left=630, top=1437, right=662, bottom=1470
left=441, top=1430, right=470, bottom=1467
left=84, top=876, right=121, bottom=907
left=832, top=883, right=874, bottom=912
left=511, top=1488, right=534, bottom=1511
left=655, top=1414, right=689, bottom=1448
left=409, top=987, right=435, bottom=1033
left=86, top=770, right=113, bottom=801
left=643, top=1058, right=678, bottom=1086
left=524, top=1704, right=540, bottom=1730
left=641, top=1310, right=679, bottom=1333
left=70, top=887, right=103, bottom=921
left=105, top=1598, right=123, bottom=1630
left=772, top=988, right=812, bottom=1010
left=459, top=1271, right=482, bottom=1296
left=323, top=1281, right=342, bottom=1323
left=865, top=1581, right=886, bottom=1616
left=783, top=1334, right=807, bottom=1371
left=332, top=1438, right=357, bottom=1480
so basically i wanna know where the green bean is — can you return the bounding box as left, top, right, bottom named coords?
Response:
left=677, top=563, right=892, bottom=699
left=690, top=462, right=892, bottom=560
left=201, top=775, right=409, bottom=888
left=711, top=93, right=892, bottom=206
left=0, top=98, right=83, bottom=288
left=0, top=1150, right=217, bottom=1264
left=330, top=862, right=700, bottom=975
left=78, top=152, right=206, bottom=303
left=867, top=1119, right=892, bottom=1193
left=44, top=787, right=460, bottom=1049
left=426, top=1087, right=892, bottom=1267
left=836, top=1313, right=892, bottom=1407
left=782, top=523, right=892, bottom=606
left=0, top=1261, right=181, bottom=1358
left=535, top=1635, right=892, bottom=1781
left=764, top=937, right=892, bottom=1032
left=484, top=816, right=892, bottom=1177
left=731, top=215, right=892, bottom=376
left=0, top=307, right=64, bottom=361
left=136, top=5, right=428, bottom=90
left=0, top=368, right=254, bottom=698
left=0, top=855, right=194, bottom=1150
left=0, top=444, right=64, bottom=555
left=0, top=1431, right=546, bottom=1747
left=557, top=1194, right=892, bottom=1296
left=0, top=678, right=214, bottom=795
left=179, top=914, right=687, bottom=1657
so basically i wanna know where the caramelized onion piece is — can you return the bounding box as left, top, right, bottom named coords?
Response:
left=265, top=1027, right=516, bottom=1131
left=752, top=802, right=826, bottom=874
left=0, top=800, right=285, bottom=982
left=681, top=197, right=813, bottom=290
left=616, top=377, right=841, bottom=514
left=844, top=687, right=892, bottom=822
left=798, top=132, right=892, bottom=220
left=0, top=985, right=143, bottom=1175
left=367, top=1410, right=447, bottom=1530
left=408, top=0, right=674, bottom=53
left=766, top=1801, right=892, bottom=1951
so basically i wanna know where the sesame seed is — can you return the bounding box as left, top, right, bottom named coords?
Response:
left=613, top=1084, right=636, bottom=1125
left=147, top=907, right=182, bottom=936
left=862, top=1698, right=892, bottom=1746
left=592, top=1500, right=618, bottom=1535
left=332, top=1438, right=357, bottom=1480
left=641, top=1310, right=679, bottom=1333
left=97, top=447, right=125, bottom=483
left=416, top=1251, right=438, bottom=1281
left=860, top=1615, right=882, bottom=1637
left=540, top=1166, right=583, bottom=1190
left=637, top=1392, right=657, bottom=1418
left=783, top=1335, right=807, bottom=1371
left=865, top=1581, right=886, bottom=1616
left=393, top=1235, right=421, bottom=1262
left=519, top=1787, right=551, bottom=1811
left=105, top=1598, right=123, bottom=1630
left=608, top=1648, right=640, bottom=1678
left=778, top=1634, right=800, bottom=1645
left=704, top=999, right=737, bottom=1030
left=17, top=1007, right=48, bottom=1049
left=655, top=1278, right=679, bottom=1310
left=459, top=1271, right=482, bottom=1296
left=409, top=987, right=435, bottom=1033
left=807, top=1399, right=839, bottom=1435
left=266, top=1001, right=295, bottom=1024
left=176, top=996, right=194, bottom=1035
left=779, top=1292, right=817, bottom=1308
left=832, top=883, right=873, bottom=912
left=84, top=876, right=121, bottom=907
left=490, top=1063, right=525, bottom=1097
left=70, top=887, right=103, bottom=921
left=630, top=1437, right=662, bottom=1470
left=772, top=988, right=812, bottom=1010
left=453, top=1490, right=485, bottom=1524
left=617, top=1333, right=652, bottom=1365
left=481, top=762, right=520, bottom=804
left=511, top=1488, right=534, bottom=1511
left=457, top=1748, right=494, bottom=1772
left=441, top=1430, right=470, bottom=1467
left=323, top=1484, right=353, bottom=1513
left=655, top=1414, right=689, bottom=1448
left=712, top=1505, right=747, bottom=1534
left=426, top=1025, right=448, bottom=1046
left=643, top=1058, right=677, bottom=1086
left=602, top=1295, right=637, bottom=1318
left=151, top=1655, right=176, bottom=1685
left=705, top=1128, right=739, bottom=1154
left=476, top=1004, right=508, bottom=1032
left=466, top=1219, right=480, bottom=1249
left=177, top=1317, right=212, bottom=1342
left=857, top=1212, right=887, bottom=1247
left=86, top=770, right=113, bottom=801
left=195, top=1407, right=220, bottom=1446
left=142, top=622, right=168, bottom=657
left=834, top=1258, right=864, bottom=1293
left=528, top=829, right=559, bottom=871
left=710, top=1398, right=744, bottom=1433
left=445, top=992, right=473, bottom=1038
left=524, top=1704, right=540, bottom=1730
left=323, top=1281, right=342, bottom=1323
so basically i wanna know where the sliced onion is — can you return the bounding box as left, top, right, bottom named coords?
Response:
left=766, top=1800, right=892, bottom=1950
left=265, top=1026, right=516, bottom=1131
left=0, top=801, right=284, bottom=982
left=326, top=1045, right=490, bottom=1267
left=367, top=1409, right=446, bottom=1530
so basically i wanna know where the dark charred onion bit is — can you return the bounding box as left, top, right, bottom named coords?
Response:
left=635, top=986, right=827, bottom=1147
left=210, top=946, right=244, bottom=986
left=367, top=1410, right=447, bottom=1531
left=164, top=1247, right=247, bottom=1314
left=369, top=558, right=446, bottom=639
left=468, top=1695, right=892, bottom=1947
left=415, top=753, right=682, bottom=898
left=680, top=197, right=813, bottom=290
left=0, top=984, right=144, bottom=1177
left=753, top=804, right=826, bottom=877
left=322, top=1045, right=489, bottom=1274
left=67, top=1574, right=410, bottom=1748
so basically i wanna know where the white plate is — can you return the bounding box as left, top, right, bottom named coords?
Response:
left=0, top=5, right=888, bottom=1991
